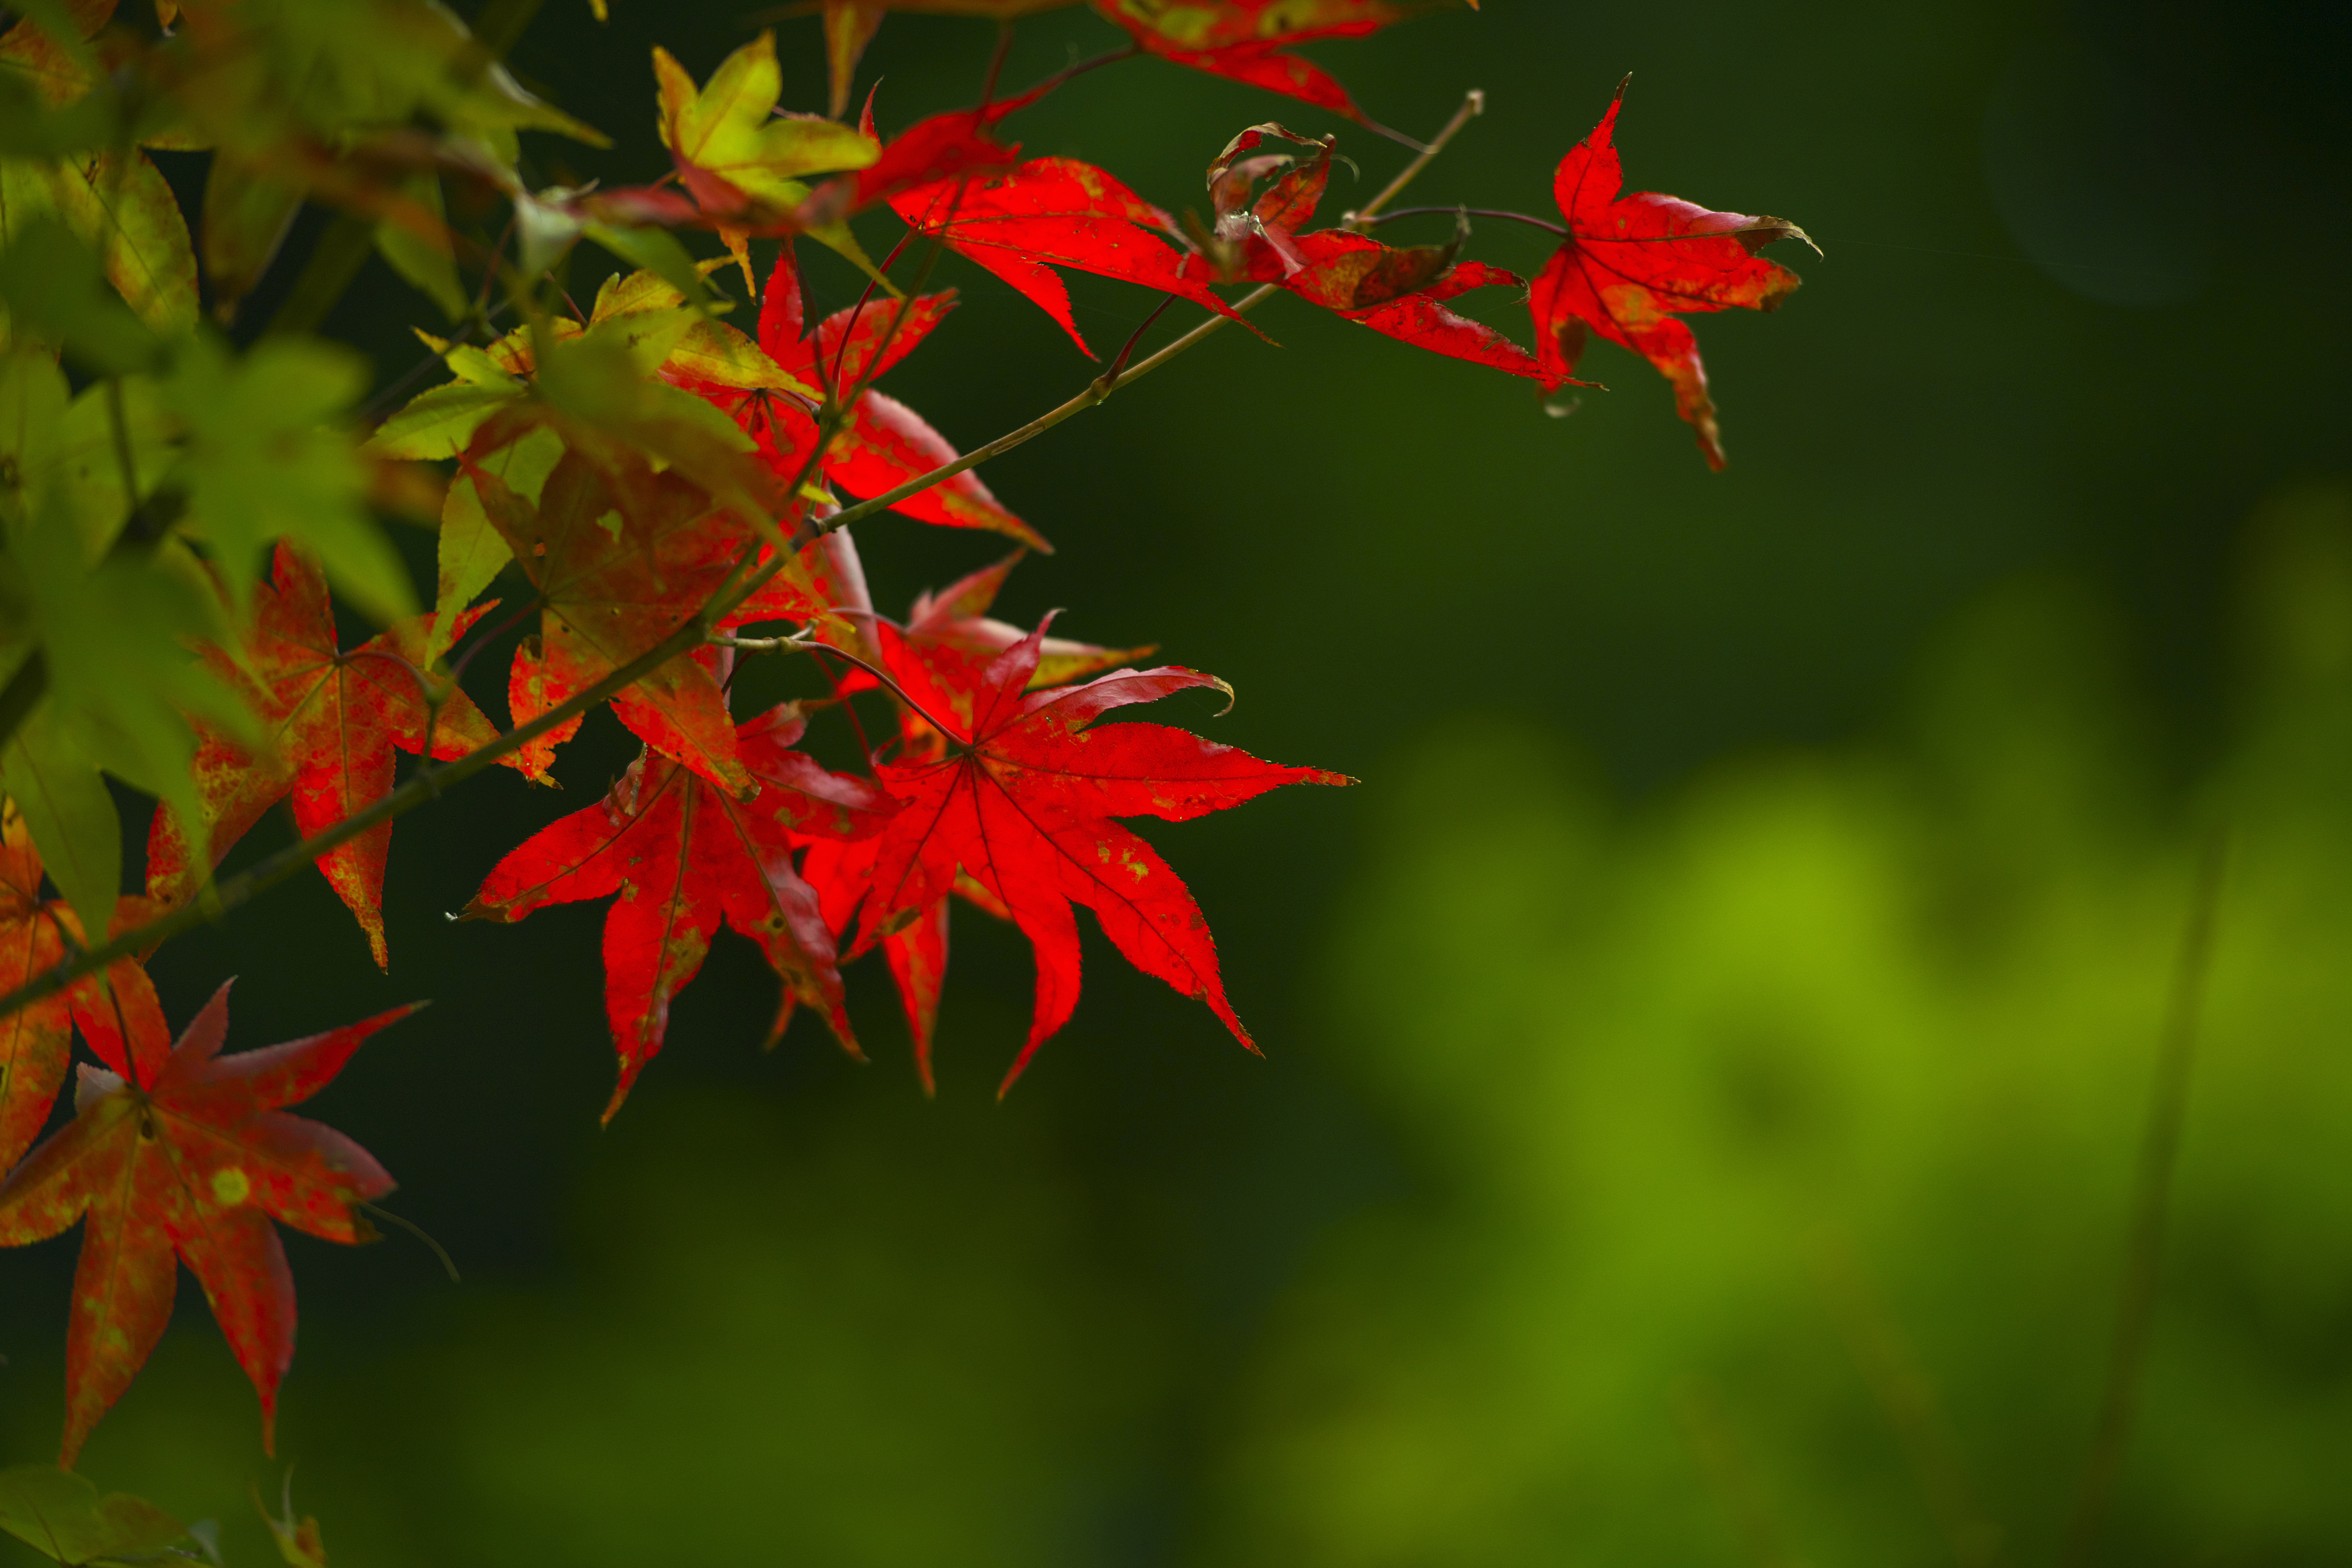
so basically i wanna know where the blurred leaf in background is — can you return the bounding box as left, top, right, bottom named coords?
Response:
left=19, top=484, right=2352, bottom=1567
left=1203, top=481, right=2352, bottom=1567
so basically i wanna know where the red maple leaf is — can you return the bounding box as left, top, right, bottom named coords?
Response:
left=145, top=543, right=504, bottom=967
left=841, top=619, right=1349, bottom=1093
left=2, top=804, right=188, bottom=1170
left=0, top=807, right=73, bottom=1174
left=1529, top=79, right=1815, bottom=469
left=799, top=556, right=1151, bottom=1088
left=1194, top=125, right=1538, bottom=377
left=704, top=242, right=1047, bottom=550
left=888, top=156, right=1248, bottom=357
left=1091, top=0, right=1464, bottom=126
left=463, top=699, right=899, bottom=1119
left=897, top=552, right=1153, bottom=689
left=0, top=975, right=417, bottom=1465
left=797, top=90, right=1043, bottom=223
left=1267, top=231, right=1537, bottom=376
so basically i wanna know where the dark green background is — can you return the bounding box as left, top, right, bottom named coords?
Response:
left=7, top=1, right=2351, bottom=1562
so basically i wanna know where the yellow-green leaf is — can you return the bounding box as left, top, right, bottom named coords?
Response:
left=367, top=380, right=525, bottom=462
left=430, top=426, right=558, bottom=660
left=58, top=148, right=198, bottom=337
left=654, top=31, right=877, bottom=210
left=669, top=317, right=816, bottom=395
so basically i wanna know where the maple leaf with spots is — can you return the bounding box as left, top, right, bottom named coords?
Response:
left=463, top=697, right=898, bottom=1118
left=459, top=439, right=781, bottom=796
left=802, top=556, right=1149, bottom=1088
left=1530, top=79, right=1816, bottom=468
left=0, top=975, right=417, bottom=1465
left=834, top=617, right=1348, bottom=1093
left=145, top=543, right=504, bottom=968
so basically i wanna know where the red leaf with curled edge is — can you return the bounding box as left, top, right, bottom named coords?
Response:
left=888, top=158, right=1250, bottom=357
left=463, top=699, right=897, bottom=1120
left=1193, top=127, right=1540, bottom=377
left=844, top=618, right=1349, bottom=1093
left=0, top=976, right=418, bottom=1467
left=1267, top=231, right=1538, bottom=376
left=1205, top=122, right=1335, bottom=276
left=1530, top=78, right=1815, bottom=469
left=710, top=242, right=1048, bottom=550
left=1090, top=0, right=1470, bottom=126
left=143, top=543, right=504, bottom=968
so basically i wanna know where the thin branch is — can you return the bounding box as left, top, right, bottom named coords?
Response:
left=980, top=17, right=1015, bottom=105
left=419, top=587, right=541, bottom=770
left=357, top=1200, right=462, bottom=1284
left=810, top=650, right=880, bottom=775
left=1099, top=293, right=1177, bottom=388
left=822, top=224, right=921, bottom=398
left=807, top=280, right=1276, bottom=542
left=720, top=630, right=961, bottom=740
left=1353, top=203, right=1566, bottom=237
left=710, top=632, right=820, bottom=653
left=0, top=91, right=1497, bottom=1019
left=1814, top=1235, right=2005, bottom=1568
left=2059, top=830, right=2230, bottom=1566
left=1016, top=42, right=1140, bottom=100
left=1348, top=89, right=1484, bottom=231
left=798, top=86, right=1482, bottom=545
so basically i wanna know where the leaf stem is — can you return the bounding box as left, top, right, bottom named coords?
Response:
left=801, top=86, right=1481, bottom=544
left=980, top=18, right=1015, bottom=106
left=0, top=91, right=1496, bottom=1020
left=1348, top=90, right=1484, bottom=232
left=1354, top=203, right=1567, bottom=237
left=357, top=1200, right=462, bottom=1283
left=718, top=631, right=960, bottom=740
left=2059, top=830, right=2230, bottom=1566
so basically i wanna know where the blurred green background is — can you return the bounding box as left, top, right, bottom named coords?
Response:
left=8, top=0, right=2352, bottom=1562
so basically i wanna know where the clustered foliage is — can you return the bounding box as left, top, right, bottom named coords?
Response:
left=0, top=0, right=1808, bottom=1546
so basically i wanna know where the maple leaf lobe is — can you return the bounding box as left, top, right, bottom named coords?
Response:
left=0, top=979, right=418, bottom=1465
left=1531, top=79, right=1815, bottom=469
